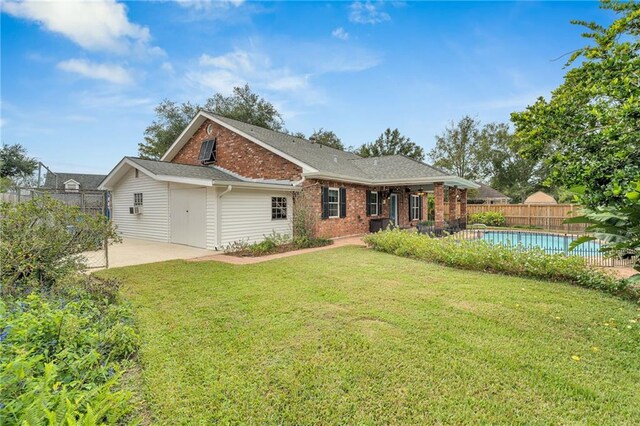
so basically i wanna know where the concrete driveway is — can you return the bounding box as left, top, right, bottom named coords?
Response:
left=105, top=238, right=220, bottom=268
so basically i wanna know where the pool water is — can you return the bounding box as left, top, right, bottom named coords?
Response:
left=480, top=231, right=601, bottom=256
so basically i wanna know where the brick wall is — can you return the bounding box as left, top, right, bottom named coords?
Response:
left=171, top=119, right=302, bottom=181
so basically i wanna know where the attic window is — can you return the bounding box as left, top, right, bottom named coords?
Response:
left=198, top=139, right=217, bottom=164
left=64, top=180, right=80, bottom=192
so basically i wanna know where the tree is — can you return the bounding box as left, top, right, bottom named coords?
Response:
left=0, top=144, right=38, bottom=179
left=481, top=122, right=549, bottom=203
left=428, top=116, right=488, bottom=180
left=309, top=128, right=344, bottom=150
left=354, top=128, right=424, bottom=161
left=138, top=84, right=285, bottom=159
left=0, top=144, right=38, bottom=190
left=511, top=0, right=640, bottom=210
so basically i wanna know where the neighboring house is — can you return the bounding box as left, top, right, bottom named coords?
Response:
left=99, top=111, right=479, bottom=249
left=43, top=172, right=107, bottom=192
left=524, top=191, right=557, bottom=205
left=468, top=183, right=510, bottom=204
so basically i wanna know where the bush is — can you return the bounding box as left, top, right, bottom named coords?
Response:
left=469, top=211, right=507, bottom=227
left=0, top=278, right=140, bottom=424
left=0, top=197, right=120, bottom=297
left=225, top=232, right=332, bottom=257
left=363, top=229, right=638, bottom=302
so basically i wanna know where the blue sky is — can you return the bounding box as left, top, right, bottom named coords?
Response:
left=1, top=1, right=610, bottom=174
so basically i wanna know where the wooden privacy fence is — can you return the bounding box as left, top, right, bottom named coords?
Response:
left=444, top=203, right=586, bottom=232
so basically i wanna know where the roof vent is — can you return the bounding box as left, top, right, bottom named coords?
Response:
left=374, top=159, right=378, bottom=166
left=334, top=156, right=338, bottom=163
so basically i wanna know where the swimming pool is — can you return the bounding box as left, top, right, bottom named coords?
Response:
left=479, top=231, right=601, bottom=256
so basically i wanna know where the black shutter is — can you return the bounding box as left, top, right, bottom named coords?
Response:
left=378, top=193, right=383, bottom=216
left=339, top=187, right=347, bottom=218
left=408, top=194, right=413, bottom=221
left=418, top=195, right=424, bottom=221
left=321, top=186, right=329, bottom=219
left=366, top=190, right=372, bottom=216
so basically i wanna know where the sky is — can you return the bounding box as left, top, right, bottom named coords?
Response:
left=1, top=1, right=612, bottom=174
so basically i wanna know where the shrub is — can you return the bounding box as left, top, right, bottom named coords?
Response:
left=0, top=280, right=140, bottom=424
left=469, top=211, right=507, bottom=227
left=225, top=232, right=332, bottom=256
left=363, top=229, right=638, bottom=302
left=0, top=197, right=120, bottom=297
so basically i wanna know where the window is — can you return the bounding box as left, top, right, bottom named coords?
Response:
left=410, top=194, right=421, bottom=221
left=198, top=139, right=217, bottom=164
left=272, top=197, right=287, bottom=220
left=328, top=188, right=340, bottom=218
left=370, top=191, right=378, bottom=216
left=65, top=182, right=79, bottom=192
left=135, top=169, right=139, bottom=178
left=134, top=193, right=143, bottom=206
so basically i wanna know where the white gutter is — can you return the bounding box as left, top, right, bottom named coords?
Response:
left=213, top=180, right=301, bottom=191
left=302, top=172, right=480, bottom=189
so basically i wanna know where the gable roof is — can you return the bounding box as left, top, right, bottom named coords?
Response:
left=44, top=172, right=107, bottom=190
left=470, top=182, right=510, bottom=200
left=99, top=157, right=299, bottom=191
left=160, top=111, right=479, bottom=189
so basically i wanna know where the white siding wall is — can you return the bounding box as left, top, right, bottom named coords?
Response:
left=206, top=187, right=218, bottom=250
left=219, top=188, right=293, bottom=247
left=112, top=168, right=170, bottom=242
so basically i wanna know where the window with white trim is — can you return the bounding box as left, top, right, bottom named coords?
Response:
left=410, top=194, right=421, bottom=221
left=370, top=191, right=378, bottom=216
left=134, top=193, right=143, bottom=206
left=64, top=182, right=79, bottom=192
left=272, top=197, right=287, bottom=220
left=328, top=188, right=340, bottom=218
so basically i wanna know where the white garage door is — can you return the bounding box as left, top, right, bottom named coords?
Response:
left=170, top=188, right=206, bottom=248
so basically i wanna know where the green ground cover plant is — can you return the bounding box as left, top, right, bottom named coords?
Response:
left=364, top=229, right=638, bottom=302
left=99, top=247, right=640, bottom=424
left=0, top=198, right=138, bottom=425
left=225, top=231, right=332, bottom=257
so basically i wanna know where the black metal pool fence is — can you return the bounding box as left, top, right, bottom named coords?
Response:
left=417, top=224, right=635, bottom=268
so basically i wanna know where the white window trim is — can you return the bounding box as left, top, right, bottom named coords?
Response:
left=328, top=187, right=340, bottom=219
left=370, top=191, right=379, bottom=216
left=134, top=193, right=143, bottom=207
left=410, top=194, right=420, bottom=221
left=271, top=196, right=287, bottom=220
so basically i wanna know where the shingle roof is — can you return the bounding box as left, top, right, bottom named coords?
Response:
left=44, top=172, right=107, bottom=190
left=471, top=182, right=510, bottom=200
left=126, top=157, right=242, bottom=182
left=211, top=114, right=450, bottom=182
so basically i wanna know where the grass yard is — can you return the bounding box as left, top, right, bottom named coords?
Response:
left=99, top=246, right=640, bottom=424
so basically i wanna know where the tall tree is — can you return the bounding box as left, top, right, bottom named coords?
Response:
left=138, top=84, right=285, bottom=159
left=355, top=128, right=424, bottom=161
left=511, top=0, right=640, bottom=210
left=428, top=116, right=488, bottom=180
left=481, top=123, right=548, bottom=203
left=309, top=128, right=344, bottom=150
left=0, top=144, right=38, bottom=179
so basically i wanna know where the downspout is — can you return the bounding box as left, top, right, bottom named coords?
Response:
left=216, top=185, right=232, bottom=250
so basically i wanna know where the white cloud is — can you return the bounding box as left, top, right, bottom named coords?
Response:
left=175, top=0, right=244, bottom=10
left=2, top=0, right=160, bottom=54
left=349, top=1, right=390, bottom=25
left=161, top=62, right=175, bottom=73
left=332, top=27, right=349, bottom=41
left=189, top=50, right=310, bottom=96
left=0, top=118, right=6, bottom=128
left=57, top=59, right=134, bottom=85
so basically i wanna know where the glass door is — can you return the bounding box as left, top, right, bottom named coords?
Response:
left=389, top=193, right=398, bottom=226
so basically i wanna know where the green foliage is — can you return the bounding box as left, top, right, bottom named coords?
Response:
left=429, top=115, right=486, bottom=180
left=364, top=229, right=637, bottom=301
left=566, top=182, right=640, bottom=281
left=469, top=211, right=507, bottom=227
left=354, top=128, right=424, bottom=161
left=0, top=279, right=139, bottom=425
left=139, top=84, right=285, bottom=159
left=0, top=197, right=120, bottom=296
left=225, top=232, right=332, bottom=257
left=309, top=128, right=344, bottom=150
left=511, top=0, right=640, bottom=210
left=0, top=143, right=38, bottom=179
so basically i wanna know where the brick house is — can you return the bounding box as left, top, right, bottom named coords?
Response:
left=100, top=111, right=478, bottom=249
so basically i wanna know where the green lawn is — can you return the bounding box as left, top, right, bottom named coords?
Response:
left=100, top=246, right=640, bottom=424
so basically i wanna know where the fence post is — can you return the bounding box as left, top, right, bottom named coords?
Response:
left=104, top=237, right=109, bottom=269
left=528, top=204, right=531, bottom=227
